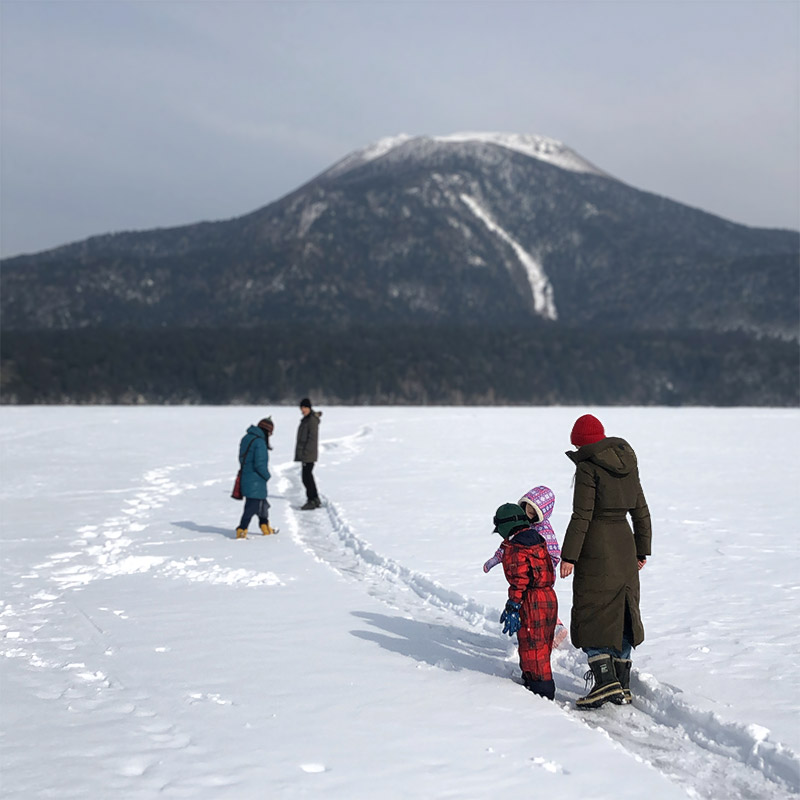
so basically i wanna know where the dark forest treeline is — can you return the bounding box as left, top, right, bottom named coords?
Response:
left=1, top=324, right=797, bottom=406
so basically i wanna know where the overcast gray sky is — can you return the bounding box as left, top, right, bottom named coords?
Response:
left=1, top=0, right=798, bottom=257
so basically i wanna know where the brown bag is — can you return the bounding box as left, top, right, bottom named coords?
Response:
left=232, top=436, right=255, bottom=500
left=231, top=470, right=243, bottom=500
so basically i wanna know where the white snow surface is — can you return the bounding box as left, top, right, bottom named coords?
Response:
left=434, top=132, right=606, bottom=176
left=324, top=132, right=606, bottom=179
left=1, top=406, right=798, bottom=800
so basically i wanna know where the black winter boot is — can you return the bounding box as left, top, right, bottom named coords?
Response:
left=522, top=673, right=555, bottom=700
left=613, top=658, right=632, bottom=704
left=576, top=654, right=625, bottom=709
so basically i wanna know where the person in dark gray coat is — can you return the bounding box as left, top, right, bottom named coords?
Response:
left=295, top=398, right=322, bottom=509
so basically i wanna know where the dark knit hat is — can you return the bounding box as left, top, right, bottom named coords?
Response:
left=299, top=398, right=312, bottom=409
left=570, top=414, right=605, bottom=447
left=492, top=503, right=530, bottom=541
left=258, top=417, right=274, bottom=435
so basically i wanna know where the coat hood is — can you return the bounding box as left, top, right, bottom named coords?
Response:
left=518, top=485, right=555, bottom=524
left=566, top=437, right=637, bottom=476
left=246, top=425, right=267, bottom=440
left=517, top=484, right=561, bottom=570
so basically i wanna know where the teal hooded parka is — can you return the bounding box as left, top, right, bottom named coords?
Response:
left=238, top=425, right=270, bottom=499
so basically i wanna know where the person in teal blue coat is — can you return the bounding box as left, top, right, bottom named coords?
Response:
left=236, top=417, right=276, bottom=538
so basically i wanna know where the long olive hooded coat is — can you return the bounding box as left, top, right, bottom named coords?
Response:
left=561, top=437, right=651, bottom=651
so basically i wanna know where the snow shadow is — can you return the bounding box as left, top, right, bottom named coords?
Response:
left=172, top=520, right=236, bottom=539
left=350, top=611, right=512, bottom=678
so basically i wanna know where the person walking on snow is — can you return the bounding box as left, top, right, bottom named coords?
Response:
left=295, top=398, right=322, bottom=510
left=235, top=417, right=277, bottom=539
left=484, top=486, right=568, bottom=648
left=492, top=502, right=558, bottom=700
left=560, top=414, right=651, bottom=709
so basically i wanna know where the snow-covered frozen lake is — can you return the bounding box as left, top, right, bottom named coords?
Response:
left=1, top=406, right=798, bottom=799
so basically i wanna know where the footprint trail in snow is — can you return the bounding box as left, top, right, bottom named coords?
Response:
left=284, top=425, right=800, bottom=800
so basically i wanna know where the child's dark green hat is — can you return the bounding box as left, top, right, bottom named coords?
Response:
left=493, top=503, right=529, bottom=540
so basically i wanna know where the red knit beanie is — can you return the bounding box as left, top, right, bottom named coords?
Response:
left=570, top=414, right=605, bottom=447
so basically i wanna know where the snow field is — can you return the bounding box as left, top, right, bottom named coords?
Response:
left=0, top=406, right=798, bottom=799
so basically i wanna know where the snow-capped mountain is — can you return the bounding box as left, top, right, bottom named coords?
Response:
left=323, top=132, right=608, bottom=180
left=2, top=133, right=800, bottom=338
left=1, top=132, right=798, bottom=405
left=2, top=132, right=796, bottom=338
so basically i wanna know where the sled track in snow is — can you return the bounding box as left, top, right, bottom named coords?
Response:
left=284, top=427, right=800, bottom=800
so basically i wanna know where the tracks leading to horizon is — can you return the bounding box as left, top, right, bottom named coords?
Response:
left=284, top=426, right=799, bottom=800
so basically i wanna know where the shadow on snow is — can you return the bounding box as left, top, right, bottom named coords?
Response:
left=171, top=520, right=236, bottom=539
left=350, top=610, right=513, bottom=679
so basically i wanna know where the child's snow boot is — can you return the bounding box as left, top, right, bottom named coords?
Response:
left=522, top=673, right=555, bottom=700
left=260, top=523, right=277, bottom=536
left=236, top=527, right=248, bottom=539
left=576, top=654, right=625, bottom=709
left=612, top=658, right=632, bottom=704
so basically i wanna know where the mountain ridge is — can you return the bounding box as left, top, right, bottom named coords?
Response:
left=2, top=133, right=796, bottom=337
left=321, top=132, right=610, bottom=181
left=1, top=132, right=797, bottom=405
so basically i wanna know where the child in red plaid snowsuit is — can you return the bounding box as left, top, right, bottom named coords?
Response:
left=485, top=486, right=568, bottom=649
left=492, top=503, right=558, bottom=700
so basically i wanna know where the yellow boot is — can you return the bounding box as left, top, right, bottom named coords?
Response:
left=260, top=523, right=278, bottom=536
left=236, top=527, right=248, bottom=539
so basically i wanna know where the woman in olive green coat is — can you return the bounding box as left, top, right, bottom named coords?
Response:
left=560, top=414, right=651, bottom=709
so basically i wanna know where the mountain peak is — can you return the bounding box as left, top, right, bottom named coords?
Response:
left=432, top=132, right=607, bottom=176
left=323, top=131, right=608, bottom=180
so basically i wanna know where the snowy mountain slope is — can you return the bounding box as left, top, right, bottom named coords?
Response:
left=1, top=407, right=798, bottom=799
left=2, top=132, right=797, bottom=340
left=322, top=132, right=608, bottom=180
left=434, top=132, right=608, bottom=175
left=459, top=192, right=558, bottom=319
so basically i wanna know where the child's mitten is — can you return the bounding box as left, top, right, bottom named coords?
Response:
left=499, top=600, right=521, bottom=636
left=553, top=621, right=569, bottom=649
left=483, top=547, right=504, bottom=573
